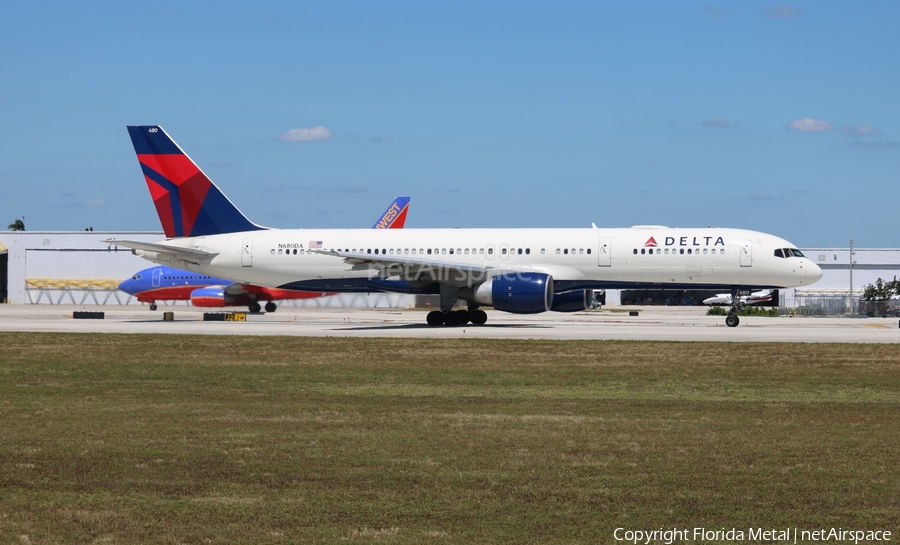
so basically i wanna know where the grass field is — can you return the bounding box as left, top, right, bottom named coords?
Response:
left=1, top=333, right=898, bottom=544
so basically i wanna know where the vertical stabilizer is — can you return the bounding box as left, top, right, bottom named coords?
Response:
left=127, top=125, right=265, bottom=237
left=372, top=196, right=410, bottom=229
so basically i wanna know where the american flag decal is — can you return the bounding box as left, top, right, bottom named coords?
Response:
left=309, top=240, right=323, bottom=249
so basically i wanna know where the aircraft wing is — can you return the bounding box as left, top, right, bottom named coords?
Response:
left=105, top=239, right=218, bottom=265
left=316, top=249, right=491, bottom=287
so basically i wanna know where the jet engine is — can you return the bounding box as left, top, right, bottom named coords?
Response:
left=190, top=286, right=256, bottom=308
left=550, top=290, right=594, bottom=312
left=462, top=272, right=553, bottom=314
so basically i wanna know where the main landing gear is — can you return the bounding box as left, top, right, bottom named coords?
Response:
left=249, top=301, right=277, bottom=313
left=149, top=303, right=158, bottom=311
left=426, top=308, right=488, bottom=326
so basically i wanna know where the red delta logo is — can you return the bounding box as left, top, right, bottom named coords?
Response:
left=644, top=237, right=658, bottom=247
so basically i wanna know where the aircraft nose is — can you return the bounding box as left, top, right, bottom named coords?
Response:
left=807, top=260, right=823, bottom=284
left=118, top=279, right=134, bottom=294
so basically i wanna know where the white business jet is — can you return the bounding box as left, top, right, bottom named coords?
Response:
left=703, top=289, right=774, bottom=306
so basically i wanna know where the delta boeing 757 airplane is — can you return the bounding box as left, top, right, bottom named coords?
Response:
left=108, top=125, right=822, bottom=327
left=118, top=197, right=410, bottom=312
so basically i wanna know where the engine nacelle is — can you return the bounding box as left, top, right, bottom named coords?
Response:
left=550, top=290, right=594, bottom=312
left=190, top=286, right=227, bottom=307
left=464, top=272, right=553, bottom=314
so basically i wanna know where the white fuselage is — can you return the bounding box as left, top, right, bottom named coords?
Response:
left=135, top=226, right=823, bottom=294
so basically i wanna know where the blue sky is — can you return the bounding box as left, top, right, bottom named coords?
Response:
left=2, top=1, right=898, bottom=248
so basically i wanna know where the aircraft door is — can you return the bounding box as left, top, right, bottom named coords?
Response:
left=242, top=238, right=253, bottom=267
left=500, top=244, right=509, bottom=260
left=597, top=237, right=611, bottom=267
left=740, top=240, right=752, bottom=267
left=486, top=244, right=495, bottom=260
left=152, top=268, right=162, bottom=287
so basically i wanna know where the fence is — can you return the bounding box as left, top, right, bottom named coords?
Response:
left=782, top=294, right=854, bottom=317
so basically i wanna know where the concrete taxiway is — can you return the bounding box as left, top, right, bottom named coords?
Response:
left=0, top=304, right=898, bottom=342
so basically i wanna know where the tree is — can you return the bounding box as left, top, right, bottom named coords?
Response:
left=7, top=218, right=24, bottom=231
left=862, top=276, right=900, bottom=301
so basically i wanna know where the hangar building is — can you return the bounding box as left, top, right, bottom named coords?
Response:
left=0, top=231, right=414, bottom=308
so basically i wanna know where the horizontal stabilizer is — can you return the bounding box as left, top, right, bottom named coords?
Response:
left=105, top=239, right=218, bottom=265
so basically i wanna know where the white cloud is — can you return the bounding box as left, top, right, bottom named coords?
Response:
left=765, top=5, right=804, bottom=19
left=702, top=117, right=732, bottom=128
left=276, top=126, right=333, bottom=142
left=786, top=118, right=834, bottom=132
left=847, top=140, right=900, bottom=148
left=702, top=4, right=726, bottom=19
left=841, top=125, right=880, bottom=135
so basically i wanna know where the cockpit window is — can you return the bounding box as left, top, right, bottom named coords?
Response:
left=774, top=249, right=784, bottom=258
left=790, top=249, right=804, bottom=257
left=132, top=274, right=141, bottom=279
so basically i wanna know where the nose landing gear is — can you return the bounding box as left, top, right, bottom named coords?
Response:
left=725, top=288, right=747, bottom=327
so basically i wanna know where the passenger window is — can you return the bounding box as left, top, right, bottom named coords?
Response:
left=664, top=249, right=669, bottom=255
left=518, top=248, right=523, bottom=255
left=565, top=249, right=570, bottom=255
left=679, top=249, right=684, bottom=255
left=270, top=249, right=275, bottom=255
left=579, top=249, right=583, bottom=255
left=480, top=248, right=485, bottom=255
left=442, top=249, right=447, bottom=255
left=586, top=249, right=591, bottom=254
left=526, top=248, right=530, bottom=255
left=557, top=249, right=562, bottom=255
left=633, top=249, right=637, bottom=254
left=488, top=248, right=493, bottom=255
left=702, top=249, right=707, bottom=255
left=639, top=249, right=644, bottom=255
left=464, top=248, right=470, bottom=255
left=502, top=248, right=507, bottom=255
left=427, top=249, right=432, bottom=255
left=449, top=249, right=454, bottom=254
left=541, top=249, right=546, bottom=255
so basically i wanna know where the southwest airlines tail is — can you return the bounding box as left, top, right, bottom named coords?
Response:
left=127, top=125, right=265, bottom=238
left=373, top=196, right=410, bottom=229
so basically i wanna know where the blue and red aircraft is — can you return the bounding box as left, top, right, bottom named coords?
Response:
left=118, top=196, right=410, bottom=312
